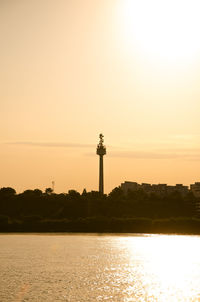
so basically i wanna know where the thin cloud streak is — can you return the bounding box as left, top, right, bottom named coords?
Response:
left=109, top=151, right=200, bottom=160
left=5, top=141, right=115, bottom=149
left=5, top=142, right=200, bottom=160
left=86, top=149, right=200, bottom=160
left=5, top=142, right=95, bottom=148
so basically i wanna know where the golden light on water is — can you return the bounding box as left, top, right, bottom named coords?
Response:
left=1, top=234, right=200, bottom=301
left=120, top=235, right=200, bottom=301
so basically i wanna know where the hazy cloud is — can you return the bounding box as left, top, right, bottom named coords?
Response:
left=5, top=142, right=200, bottom=160
left=86, top=148, right=200, bottom=160
left=5, top=142, right=94, bottom=148
left=110, top=149, right=200, bottom=160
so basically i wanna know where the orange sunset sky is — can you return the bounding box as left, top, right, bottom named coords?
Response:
left=1, top=0, right=200, bottom=193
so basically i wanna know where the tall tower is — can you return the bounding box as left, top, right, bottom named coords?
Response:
left=96, top=134, right=106, bottom=194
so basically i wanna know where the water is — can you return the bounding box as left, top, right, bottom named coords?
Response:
left=0, top=234, right=200, bottom=302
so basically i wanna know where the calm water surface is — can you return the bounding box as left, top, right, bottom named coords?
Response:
left=0, top=234, right=200, bottom=302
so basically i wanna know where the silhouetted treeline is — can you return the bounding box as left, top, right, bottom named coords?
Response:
left=0, top=186, right=199, bottom=234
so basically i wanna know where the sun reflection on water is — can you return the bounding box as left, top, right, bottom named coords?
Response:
left=120, top=235, right=200, bottom=301
left=1, top=234, right=200, bottom=301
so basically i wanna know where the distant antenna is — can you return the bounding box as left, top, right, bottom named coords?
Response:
left=52, top=181, right=55, bottom=193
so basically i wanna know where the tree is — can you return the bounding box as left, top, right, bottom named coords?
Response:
left=108, top=187, right=124, bottom=198
left=82, top=188, right=87, bottom=196
left=68, top=190, right=80, bottom=197
left=0, top=187, right=16, bottom=196
left=45, top=188, right=53, bottom=195
left=33, top=189, right=43, bottom=196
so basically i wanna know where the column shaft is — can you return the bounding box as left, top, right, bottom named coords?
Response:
left=99, top=155, right=104, bottom=194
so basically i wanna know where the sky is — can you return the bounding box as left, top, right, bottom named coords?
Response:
left=1, top=0, right=200, bottom=193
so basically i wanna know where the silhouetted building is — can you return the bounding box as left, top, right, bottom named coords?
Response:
left=190, top=182, right=200, bottom=197
left=120, top=181, right=189, bottom=196
left=96, top=134, right=106, bottom=194
left=121, top=181, right=139, bottom=194
left=174, top=184, right=188, bottom=195
left=141, top=183, right=152, bottom=193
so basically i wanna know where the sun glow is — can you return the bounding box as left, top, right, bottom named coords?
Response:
left=118, top=0, right=200, bottom=62
left=125, top=235, right=200, bottom=300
